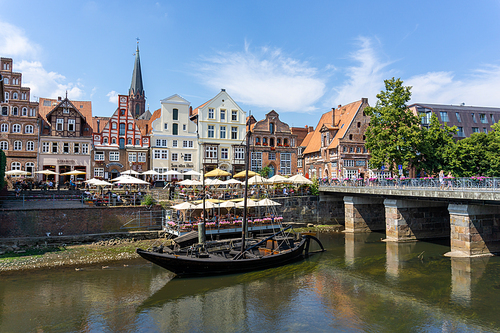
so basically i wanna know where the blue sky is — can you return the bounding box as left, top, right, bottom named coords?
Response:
left=2, top=0, right=500, bottom=128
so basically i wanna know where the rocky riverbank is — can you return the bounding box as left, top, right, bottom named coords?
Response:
left=0, top=237, right=166, bottom=273
left=0, top=225, right=342, bottom=273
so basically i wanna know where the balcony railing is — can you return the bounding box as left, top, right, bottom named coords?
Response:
left=319, top=177, right=500, bottom=191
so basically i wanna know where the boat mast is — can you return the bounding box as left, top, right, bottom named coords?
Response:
left=240, top=126, right=251, bottom=254
left=199, top=157, right=206, bottom=244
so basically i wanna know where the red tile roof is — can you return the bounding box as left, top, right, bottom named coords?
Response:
left=303, top=100, right=363, bottom=154
left=39, top=97, right=92, bottom=124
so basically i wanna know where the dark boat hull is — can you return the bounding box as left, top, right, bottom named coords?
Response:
left=136, top=238, right=308, bottom=277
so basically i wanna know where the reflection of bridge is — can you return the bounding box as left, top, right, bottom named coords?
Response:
left=319, top=185, right=500, bottom=258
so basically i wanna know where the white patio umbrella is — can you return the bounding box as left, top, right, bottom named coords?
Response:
left=121, top=170, right=140, bottom=175
left=92, top=179, right=114, bottom=186
left=61, top=170, right=86, bottom=176
left=141, top=170, right=160, bottom=175
left=258, top=198, right=282, bottom=206
left=288, top=174, right=313, bottom=185
left=5, top=170, right=31, bottom=176
left=195, top=201, right=219, bottom=209
left=205, top=178, right=225, bottom=186
left=172, top=202, right=198, bottom=210
left=35, top=170, right=59, bottom=175
left=247, top=175, right=271, bottom=185
left=219, top=200, right=238, bottom=208
left=84, top=178, right=100, bottom=184
left=116, top=177, right=150, bottom=185
left=236, top=199, right=261, bottom=207
left=183, top=170, right=202, bottom=176
left=162, top=170, right=182, bottom=176
left=110, top=175, right=136, bottom=182
left=178, top=179, right=194, bottom=186
left=224, top=179, right=243, bottom=185
left=268, top=175, right=292, bottom=184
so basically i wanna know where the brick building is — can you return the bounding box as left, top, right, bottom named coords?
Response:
left=38, top=97, right=93, bottom=182
left=92, top=95, right=150, bottom=179
left=408, top=103, right=500, bottom=139
left=303, top=98, right=371, bottom=180
left=291, top=125, right=314, bottom=175
left=0, top=57, right=39, bottom=175
left=248, top=110, right=298, bottom=176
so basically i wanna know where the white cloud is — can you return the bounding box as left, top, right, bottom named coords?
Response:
left=329, top=37, right=393, bottom=107
left=197, top=44, right=327, bottom=112
left=407, top=66, right=500, bottom=107
left=0, top=21, right=40, bottom=58
left=16, top=60, right=83, bottom=101
left=106, top=91, right=118, bottom=104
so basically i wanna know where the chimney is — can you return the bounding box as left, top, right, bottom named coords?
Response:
left=145, top=124, right=148, bottom=134
left=361, top=98, right=368, bottom=104
left=97, top=119, right=100, bottom=133
left=308, top=126, right=314, bottom=133
left=58, top=96, right=62, bottom=101
left=221, top=88, right=226, bottom=92
left=332, top=108, right=336, bottom=126
left=189, top=106, right=193, bottom=116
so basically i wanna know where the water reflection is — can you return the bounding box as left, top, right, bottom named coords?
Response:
left=450, top=256, right=490, bottom=306
left=385, top=241, right=417, bottom=280
left=0, top=233, right=500, bottom=332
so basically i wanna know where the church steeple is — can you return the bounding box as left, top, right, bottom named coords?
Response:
left=129, top=39, right=146, bottom=118
left=129, top=41, right=144, bottom=96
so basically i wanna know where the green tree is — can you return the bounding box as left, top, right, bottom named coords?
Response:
left=419, top=114, right=457, bottom=175
left=364, top=78, right=422, bottom=174
left=259, top=166, right=271, bottom=178
left=445, top=132, right=491, bottom=176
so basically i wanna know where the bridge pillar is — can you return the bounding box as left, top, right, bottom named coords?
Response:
left=384, top=199, right=449, bottom=242
left=447, top=204, right=500, bottom=257
left=344, top=196, right=385, bottom=233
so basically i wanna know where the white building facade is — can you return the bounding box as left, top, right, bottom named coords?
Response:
left=191, top=89, right=247, bottom=174
left=150, top=94, right=198, bottom=180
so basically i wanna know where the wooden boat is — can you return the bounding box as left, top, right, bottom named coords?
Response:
left=137, top=232, right=323, bottom=277
left=137, top=125, right=325, bottom=277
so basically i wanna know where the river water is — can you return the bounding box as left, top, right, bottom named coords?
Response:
left=1, top=232, right=500, bottom=333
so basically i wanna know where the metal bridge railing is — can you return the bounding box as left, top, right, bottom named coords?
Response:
left=319, top=177, right=500, bottom=191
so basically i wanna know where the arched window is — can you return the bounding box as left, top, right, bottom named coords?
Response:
left=349, top=134, right=353, bottom=140
left=270, top=138, right=274, bottom=147
left=4, top=92, right=9, bottom=101
left=11, top=162, right=21, bottom=170
left=173, top=109, right=178, bottom=120
left=119, top=123, right=125, bottom=135
left=128, top=138, right=132, bottom=145
left=12, top=92, right=18, bottom=99
left=269, top=123, right=274, bottom=134
left=3, top=78, right=8, bottom=85
left=12, top=124, right=21, bottom=133
left=25, top=125, right=34, bottom=134
left=1, top=106, right=7, bottom=116
left=283, top=138, right=288, bottom=146
left=25, top=162, right=35, bottom=174
left=277, top=138, right=281, bottom=145
left=1, top=123, right=8, bottom=132
left=0, top=141, right=8, bottom=150
left=128, top=123, right=133, bottom=130
left=22, top=107, right=27, bottom=116
left=255, top=137, right=260, bottom=145
left=263, top=137, right=268, bottom=145
left=103, top=137, right=108, bottom=144
left=135, top=139, right=140, bottom=145
left=12, top=107, right=18, bottom=116
left=111, top=122, right=117, bottom=129
left=111, top=137, right=116, bottom=144
left=135, top=104, right=140, bottom=116
left=13, top=141, right=22, bottom=150
left=119, top=138, right=125, bottom=149
left=26, top=141, right=34, bottom=151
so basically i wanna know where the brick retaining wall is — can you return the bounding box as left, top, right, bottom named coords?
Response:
left=0, top=205, right=163, bottom=238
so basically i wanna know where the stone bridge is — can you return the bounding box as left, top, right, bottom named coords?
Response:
left=319, top=186, right=500, bottom=257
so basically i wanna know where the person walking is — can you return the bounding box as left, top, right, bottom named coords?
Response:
left=439, top=170, right=445, bottom=190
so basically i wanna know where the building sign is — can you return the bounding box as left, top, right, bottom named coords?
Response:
left=57, top=159, right=76, bottom=165
left=356, top=160, right=366, bottom=166
left=171, top=164, right=194, bottom=168
left=106, top=162, right=124, bottom=168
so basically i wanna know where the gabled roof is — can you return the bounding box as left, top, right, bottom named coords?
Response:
left=300, top=131, right=314, bottom=147
left=303, top=100, right=363, bottom=154
left=38, top=97, right=92, bottom=124
left=160, top=94, right=190, bottom=105
left=135, top=119, right=149, bottom=136
left=147, top=108, right=161, bottom=133
left=92, top=116, right=110, bottom=134
left=191, top=100, right=211, bottom=117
